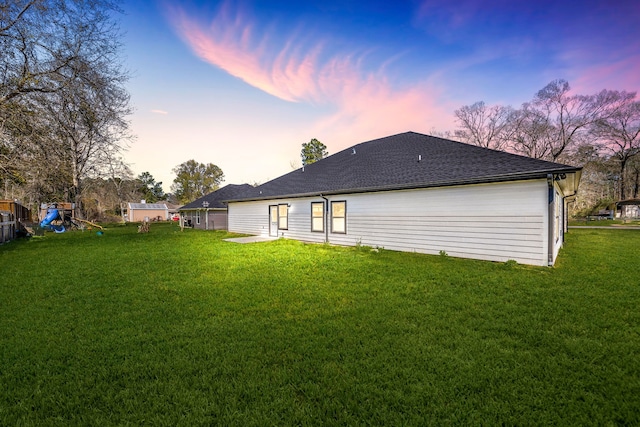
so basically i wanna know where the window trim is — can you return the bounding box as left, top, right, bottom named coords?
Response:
left=196, top=210, right=201, bottom=225
left=311, top=201, right=325, bottom=233
left=331, top=201, right=346, bottom=234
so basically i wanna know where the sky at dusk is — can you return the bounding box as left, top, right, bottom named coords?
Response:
left=120, top=0, right=640, bottom=192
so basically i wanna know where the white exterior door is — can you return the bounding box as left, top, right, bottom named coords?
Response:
left=269, top=205, right=278, bottom=237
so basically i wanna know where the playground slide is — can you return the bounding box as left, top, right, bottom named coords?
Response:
left=40, top=209, right=66, bottom=232
left=40, top=209, right=60, bottom=227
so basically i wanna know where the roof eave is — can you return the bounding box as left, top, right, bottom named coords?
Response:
left=226, top=168, right=583, bottom=203
left=179, top=207, right=226, bottom=211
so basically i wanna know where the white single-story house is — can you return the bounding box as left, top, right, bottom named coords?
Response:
left=179, top=184, right=254, bottom=230
left=127, top=201, right=169, bottom=222
left=226, top=132, right=582, bottom=266
left=616, top=199, right=640, bottom=218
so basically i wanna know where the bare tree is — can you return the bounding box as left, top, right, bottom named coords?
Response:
left=508, top=104, right=556, bottom=159
left=629, top=156, right=640, bottom=199
left=525, top=80, right=629, bottom=161
left=454, top=102, right=514, bottom=151
left=428, top=128, right=454, bottom=139
left=40, top=67, right=132, bottom=216
left=0, top=0, right=124, bottom=104
left=563, top=144, right=614, bottom=215
left=591, top=95, right=640, bottom=200
left=101, top=151, right=136, bottom=222
left=0, top=0, right=132, bottom=215
left=0, top=97, right=64, bottom=205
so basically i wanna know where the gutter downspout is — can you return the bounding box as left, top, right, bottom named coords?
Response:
left=547, top=174, right=554, bottom=266
left=320, top=194, right=329, bottom=244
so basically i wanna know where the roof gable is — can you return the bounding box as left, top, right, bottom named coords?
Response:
left=234, top=132, right=581, bottom=201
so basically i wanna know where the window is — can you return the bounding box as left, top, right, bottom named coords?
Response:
left=278, top=204, right=288, bottom=230
left=311, top=202, right=324, bottom=232
left=196, top=211, right=200, bottom=225
left=331, top=201, right=346, bottom=233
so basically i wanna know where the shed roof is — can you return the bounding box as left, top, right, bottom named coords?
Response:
left=230, top=132, right=582, bottom=201
left=180, top=184, right=255, bottom=210
left=616, top=199, right=640, bottom=206
left=128, top=203, right=168, bottom=210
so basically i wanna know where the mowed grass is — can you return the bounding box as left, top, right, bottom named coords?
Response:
left=1, top=223, right=639, bottom=425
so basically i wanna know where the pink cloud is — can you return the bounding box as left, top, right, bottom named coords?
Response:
left=164, top=2, right=455, bottom=145
left=166, top=3, right=291, bottom=101
left=570, top=53, right=640, bottom=95
left=312, top=82, right=455, bottom=152
left=151, top=109, right=169, bottom=115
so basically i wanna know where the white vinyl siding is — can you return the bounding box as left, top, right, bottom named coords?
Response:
left=228, top=201, right=271, bottom=236
left=228, top=179, right=560, bottom=266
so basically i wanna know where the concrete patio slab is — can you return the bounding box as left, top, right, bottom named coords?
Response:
left=224, top=236, right=278, bottom=244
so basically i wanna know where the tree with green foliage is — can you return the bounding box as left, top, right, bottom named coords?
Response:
left=301, top=138, right=328, bottom=165
left=137, top=172, right=165, bottom=203
left=171, top=160, right=224, bottom=204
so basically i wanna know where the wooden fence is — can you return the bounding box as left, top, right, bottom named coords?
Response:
left=0, top=211, right=16, bottom=244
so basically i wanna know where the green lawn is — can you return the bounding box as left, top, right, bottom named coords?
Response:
left=569, top=218, right=640, bottom=226
left=1, top=223, right=639, bottom=425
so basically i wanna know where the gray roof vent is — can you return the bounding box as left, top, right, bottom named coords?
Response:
left=352, top=148, right=356, bottom=155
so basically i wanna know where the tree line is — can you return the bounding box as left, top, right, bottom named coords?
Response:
left=452, top=80, right=640, bottom=215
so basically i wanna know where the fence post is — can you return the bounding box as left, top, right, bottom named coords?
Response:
left=0, top=211, right=17, bottom=243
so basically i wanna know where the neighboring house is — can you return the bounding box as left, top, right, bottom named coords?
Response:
left=127, top=201, right=169, bottom=222
left=616, top=199, right=640, bottom=218
left=226, top=132, right=582, bottom=266
left=180, top=184, right=254, bottom=230
left=161, top=201, right=181, bottom=219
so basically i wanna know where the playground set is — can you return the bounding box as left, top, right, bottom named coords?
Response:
left=39, top=203, right=103, bottom=233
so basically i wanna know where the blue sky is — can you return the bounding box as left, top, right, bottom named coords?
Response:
left=120, top=0, right=639, bottom=191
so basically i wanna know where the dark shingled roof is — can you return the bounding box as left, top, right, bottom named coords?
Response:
left=180, top=184, right=255, bottom=210
left=232, top=132, right=581, bottom=202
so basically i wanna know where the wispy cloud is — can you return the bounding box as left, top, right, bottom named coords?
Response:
left=151, top=109, right=169, bottom=115
left=164, top=2, right=454, bottom=145
left=563, top=43, right=640, bottom=95
left=166, top=2, right=307, bottom=103
left=414, top=0, right=640, bottom=95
